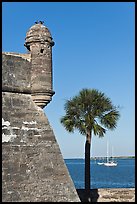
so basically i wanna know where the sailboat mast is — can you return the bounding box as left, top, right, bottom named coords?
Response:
left=107, top=140, right=109, bottom=163
left=112, top=146, right=113, bottom=162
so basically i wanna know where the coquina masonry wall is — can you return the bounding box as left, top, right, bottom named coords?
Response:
left=2, top=53, right=80, bottom=202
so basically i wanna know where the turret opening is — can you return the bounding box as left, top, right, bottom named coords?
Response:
left=40, top=48, right=44, bottom=53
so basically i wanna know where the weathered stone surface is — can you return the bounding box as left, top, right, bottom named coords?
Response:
left=2, top=53, right=31, bottom=93
left=2, top=22, right=80, bottom=202
left=97, top=188, right=135, bottom=202
left=2, top=92, right=80, bottom=202
left=24, top=22, right=55, bottom=108
left=2, top=52, right=31, bottom=61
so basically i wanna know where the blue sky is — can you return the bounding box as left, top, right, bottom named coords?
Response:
left=2, top=2, right=135, bottom=158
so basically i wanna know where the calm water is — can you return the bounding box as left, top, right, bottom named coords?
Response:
left=65, top=158, right=135, bottom=189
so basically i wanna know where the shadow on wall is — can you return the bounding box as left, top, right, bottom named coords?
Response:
left=76, top=189, right=99, bottom=202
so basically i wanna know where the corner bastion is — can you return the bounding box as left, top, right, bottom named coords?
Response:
left=2, top=22, right=80, bottom=202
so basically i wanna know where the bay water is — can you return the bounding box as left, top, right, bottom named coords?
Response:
left=65, top=158, right=135, bottom=189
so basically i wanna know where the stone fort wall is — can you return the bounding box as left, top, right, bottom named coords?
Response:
left=2, top=53, right=80, bottom=202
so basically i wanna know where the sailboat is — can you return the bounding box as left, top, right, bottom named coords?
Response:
left=104, top=141, right=117, bottom=167
left=97, top=157, right=104, bottom=165
left=97, top=161, right=104, bottom=165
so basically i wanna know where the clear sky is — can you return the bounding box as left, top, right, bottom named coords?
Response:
left=2, top=2, right=135, bottom=158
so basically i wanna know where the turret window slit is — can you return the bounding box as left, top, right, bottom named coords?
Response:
left=40, top=49, right=44, bottom=53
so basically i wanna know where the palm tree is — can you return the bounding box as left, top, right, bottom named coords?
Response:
left=60, top=88, right=120, bottom=200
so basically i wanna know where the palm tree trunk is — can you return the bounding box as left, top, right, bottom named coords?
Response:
left=85, top=131, right=91, bottom=201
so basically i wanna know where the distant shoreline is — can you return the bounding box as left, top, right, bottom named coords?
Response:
left=64, top=156, right=135, bottom=160
left=91, top=156, right=135, bottom=159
